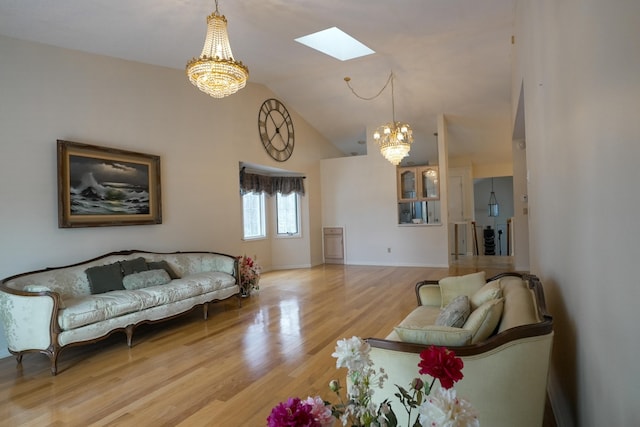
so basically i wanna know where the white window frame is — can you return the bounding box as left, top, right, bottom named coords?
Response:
left=242, top=191, right=267, bottom=240
left=275, top=192, right=301, bottom=238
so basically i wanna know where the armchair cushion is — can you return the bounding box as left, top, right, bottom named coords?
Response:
left=439, top=271, right=486, bottom=307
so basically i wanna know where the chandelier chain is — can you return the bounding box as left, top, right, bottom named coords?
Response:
left=344, top=71, right=411, bottom=165
left=390, top=74, right=396, bottom=123
left=344, top=72, right=394, bottom=101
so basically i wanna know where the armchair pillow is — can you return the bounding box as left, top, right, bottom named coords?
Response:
left=435, top=295, right=470, bottom=327
left=394, top=324, right=473, bottom=346
left=463, top=297, right=504, bottom=343
left=439, top=271, right=486, bottom=307
left=470, top=279, right=503, bottom=309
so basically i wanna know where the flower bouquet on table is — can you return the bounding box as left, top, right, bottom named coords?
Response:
left=266, top=336, right=478, bottom=427
left=238, top=254, right=261, bottom=296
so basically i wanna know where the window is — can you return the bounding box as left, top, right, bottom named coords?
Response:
left=242, top=192, right=266, bottom=239
left=276, top=192, right=300, bottom=236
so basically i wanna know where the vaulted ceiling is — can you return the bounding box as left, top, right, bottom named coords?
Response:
left=0, top=0, right=517, bottom=167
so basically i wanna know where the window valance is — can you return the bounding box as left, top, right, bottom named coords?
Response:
left=240, top=169, right=305, bottom=196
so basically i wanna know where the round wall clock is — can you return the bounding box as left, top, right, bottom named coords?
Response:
left=258, top=98, right=295, bottom=162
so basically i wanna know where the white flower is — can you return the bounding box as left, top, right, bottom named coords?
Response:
left=331, top=336, right=372, bottom=372
left=418, top=388, right=479, bottom=427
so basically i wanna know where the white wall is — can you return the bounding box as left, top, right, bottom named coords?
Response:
left=513, top=1, right=640, bottom=425
left=320, top=117, right=450, bottom=267
left=0, top=35, right=342, bottom=358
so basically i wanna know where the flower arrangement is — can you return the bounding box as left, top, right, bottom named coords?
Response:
left=266, top=337, right=478, bottom=427
left=238, top=254, right=261, bottom=295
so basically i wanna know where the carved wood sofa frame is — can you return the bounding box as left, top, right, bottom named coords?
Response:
left=367, top=272, right=553, bottom=354
left=0, top=250, right=241, bottom=375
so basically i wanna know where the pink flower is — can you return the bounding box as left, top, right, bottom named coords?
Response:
left=266, top=397, right=319, bottom=427
left=304, top=396, right=335, bottom=427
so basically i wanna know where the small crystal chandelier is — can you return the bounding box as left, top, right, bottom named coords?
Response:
left=372, top=74, right=413, bottom=165
left=186, top=0, right=249, bottom=98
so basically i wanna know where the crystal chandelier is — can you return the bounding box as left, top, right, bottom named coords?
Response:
left=345, top=72, right=413, bottom=165
left=186, top=0, right=249, bottom=98
left=373, top=122, right=413, bottom=166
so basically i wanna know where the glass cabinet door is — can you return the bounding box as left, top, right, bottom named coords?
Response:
left=398, top=169, right=417, bottom=201
left=420, top=166, right=439, bottom=200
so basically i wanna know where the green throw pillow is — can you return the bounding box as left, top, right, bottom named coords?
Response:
left=146, top=260, right=179, bottom=279
left=85, top=263, right=125, bottom=294
left=120, top=257, right=148, bottom=276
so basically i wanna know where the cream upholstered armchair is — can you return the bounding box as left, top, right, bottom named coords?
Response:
left=366, top=272, right=553, bottom=427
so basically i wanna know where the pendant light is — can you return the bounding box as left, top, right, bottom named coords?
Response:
left=488, top=178, right=499, bottom=217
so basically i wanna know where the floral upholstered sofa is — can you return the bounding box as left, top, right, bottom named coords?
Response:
left=0, top=250, right=240, bottom=375
left=366, top=272, right=554, bottom=427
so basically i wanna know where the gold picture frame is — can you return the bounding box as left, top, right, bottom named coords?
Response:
left=57, top=140, right=162, bottom=228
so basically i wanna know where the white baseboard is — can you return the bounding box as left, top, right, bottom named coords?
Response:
left=269, top=263, right=312, bottom=270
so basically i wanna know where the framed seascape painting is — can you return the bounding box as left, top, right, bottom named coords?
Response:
left=57, top=140, right=162, bottom=228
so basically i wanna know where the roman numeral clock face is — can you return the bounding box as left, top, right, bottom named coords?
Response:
left=258, top=98, right=295, bottom=162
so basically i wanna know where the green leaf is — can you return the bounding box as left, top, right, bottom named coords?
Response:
left=386, top=408, right=398, bottom=427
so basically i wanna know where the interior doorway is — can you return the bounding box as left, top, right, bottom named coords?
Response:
left=473, top=176, right=513, bottom=256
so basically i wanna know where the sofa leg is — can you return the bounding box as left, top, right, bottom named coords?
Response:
left=125, top=325, right=134, bottom=347
left=203, top=303, right=209, bottom=320
left=49, top=348, right=60, bottom=376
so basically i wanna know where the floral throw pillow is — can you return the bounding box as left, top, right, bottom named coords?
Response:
left=122, top=269, right=172, bottom=290
left=435, top=295, right=471, bottom=328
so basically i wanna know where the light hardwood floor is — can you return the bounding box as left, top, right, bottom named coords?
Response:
left=0, top=260, right=555, bottom=426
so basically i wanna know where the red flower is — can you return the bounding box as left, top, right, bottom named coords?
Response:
left=418, top=346, right=464, bottom=389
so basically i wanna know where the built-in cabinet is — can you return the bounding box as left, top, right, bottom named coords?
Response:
left=323, top=227, right=344, bottom=264
left=397, top=166, right=440, bottom=201
left=397, top=166, right=441, bottom=225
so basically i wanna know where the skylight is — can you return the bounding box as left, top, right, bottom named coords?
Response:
left=294, top=27, right=375, bottom=61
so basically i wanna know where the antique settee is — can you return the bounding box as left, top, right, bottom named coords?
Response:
left=0, top=250, right=240, bottom=375
left=366, top=272, right=554, bottom=427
